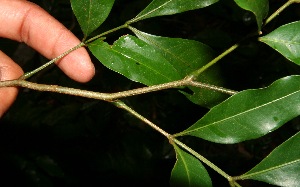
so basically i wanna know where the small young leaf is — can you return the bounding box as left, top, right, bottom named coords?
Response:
left=239, top=131, right=300, bottom=187
left=260, top=21, right=300, bottom=65
left=131, top=27, right=228, bottom=108
left=175, top=75, right=300, bottom=144
left=88, top=36, right=181, bottom=85
left=170, top=144, right=212, bottom=187
left=233, top=0, right=269, bottom=31
left=71, top=0, right=115, bottom=38
left=129, top=0, right=219, bottom=23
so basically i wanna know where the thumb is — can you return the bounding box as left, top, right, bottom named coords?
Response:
left=0, top=50, right=23, bottom=117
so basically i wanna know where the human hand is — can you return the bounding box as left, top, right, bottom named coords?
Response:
left=0, top=0, right=95, bottom=117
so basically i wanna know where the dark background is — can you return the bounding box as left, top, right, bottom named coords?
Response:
left=0, top=0, right=299, bottom=186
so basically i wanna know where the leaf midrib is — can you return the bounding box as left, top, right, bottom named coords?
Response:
left=135, top=31, right=192, bottom=70
left=105, top=42, right=177, bottom=83
left=135, top=0, right=172, bottom=21
left=185, top=88, right=300, bottom=134
left=242, top=159, right=300, bottom=179
left=178, top=149, right=192, bottom=186
left=261, top=37, right=300, bottom=45
left=85, top=0, right=92, bottom=36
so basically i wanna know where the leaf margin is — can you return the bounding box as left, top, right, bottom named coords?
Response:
left=175, top=75, right=300, bottom=144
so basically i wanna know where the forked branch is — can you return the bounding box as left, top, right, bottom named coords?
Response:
left=0, top=77, right=237, bottom=102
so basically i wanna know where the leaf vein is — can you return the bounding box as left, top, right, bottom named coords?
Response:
left=135, top=0, right=172, bottom=21
left=107, top=45, right=174, bottom=82
left=186, top=89, right=300, bottom=133
left=243, top=159, right=300, bottom=179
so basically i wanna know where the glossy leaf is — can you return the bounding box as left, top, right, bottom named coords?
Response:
left=170, top=144, right=212, bottom=187
left=129, top=0, right=218, bottom=23
left=175, top=75, right=300, bottom=144
left=71, top=0, right=115, bottom=38
left=260, top=21, right=300, bottom=65
left=88, top=35, right=181, bottom=85
left=131, top=27, right=228, bottom=108
left=233, top=0, right=269, bottom=31
left=239, top=131, right=300, bottom=187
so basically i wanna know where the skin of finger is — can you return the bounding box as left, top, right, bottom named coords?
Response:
left=0, top=0, right=95, bottom=82
left=0, top=51, right=24, bottom=117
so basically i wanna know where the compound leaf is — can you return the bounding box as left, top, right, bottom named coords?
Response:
left=239, top=131, right=300, bottom=187
left=175, top=75, right=300, bottom=144
left=71, top=0, right=115, bottom=38
left=88, top=35, right=181, bottom=85
left=233, top=0, right=269, bottom=31
left=260, top=21, right=300, bottom=65
left=129, top=0, right=218, bottom=23
left=170, top=144, right=212, bottom=187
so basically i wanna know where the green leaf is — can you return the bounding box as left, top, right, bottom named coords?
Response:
left=260, top=21, right=300, bottom=65
left=131, top=27, right=228, bottom=108
left=129, top=0, right=218, bottom=23
left=175, top=75, right=300, bottom=144
left=239, top=131, right=300, bottom=187
left=170, top=144, right=212, bottom=187
left=88, top=35, right=181, bottom=85
left=71, top=0, right=115, bottom=38
left=233, top=0, right=269, bottom=31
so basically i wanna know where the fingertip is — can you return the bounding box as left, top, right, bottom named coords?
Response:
left=0, top=0, right=95, bottom=83
left=49, top=27, right=95, bottom=83
left=0, top=51, right=23, bottom=117
left=57, top=46, right=95, bottom=83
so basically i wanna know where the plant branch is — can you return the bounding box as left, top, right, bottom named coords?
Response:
left=187, top=43, right=239, bottom=80
left=234, top=182, right=242, bottom=187
left=19, top=24, right=128, bottom=80
left=172, top=139, right=241, bottom=186
left=113, top=98, right=243, bottom=186
left=84, top=24, right=128, bottom=44
left=187, top=0, right=300, bottom=81
left=113, top=100, right=171, bottom=138
left=112, top=100, right=241, bottom=185
left=264, top=0, right=296, bottom=26
left=0, top=77, right=236, bottom=102
left=231, top=181, right=242, bottom=187
left=188, top=80, right=237, bottom=95
left=3, top=2, right=290, bottom=186
left=172, top=138, right=238, bottom=183
left=20, top=42, right=86, bottom=80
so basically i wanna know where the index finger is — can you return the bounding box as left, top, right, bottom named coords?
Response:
left=0, top=0, right=95, bottom=82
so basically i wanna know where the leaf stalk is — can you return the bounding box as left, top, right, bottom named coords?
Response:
left=19, top=42, right=85, bottom=80
left=188, top=43, right=239, bottom=79
left=113, top=100, right=171, bottom=138
left=84, top=24, right=129, bottom=44
left=19, top=24, right=128, bottom=80
left=172, top=138, right=232, bottom=180
left=264, top=0, right=295, bottom=26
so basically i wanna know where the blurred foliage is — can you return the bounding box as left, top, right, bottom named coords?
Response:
left=0, top=0, right=299, bottom=186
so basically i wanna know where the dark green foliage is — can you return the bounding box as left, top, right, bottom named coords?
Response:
left=1, top=0, right=300, bottom=186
